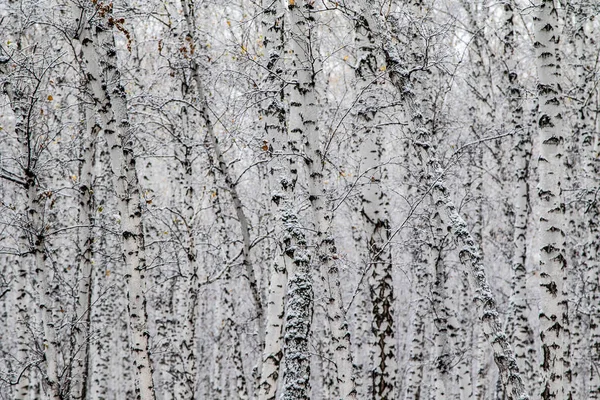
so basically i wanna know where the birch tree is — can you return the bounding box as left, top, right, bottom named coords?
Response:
left=351, top=5, right=398, bottom=399
left=1, top=40, right=63, bottom=400
left=501, top=1, right=537, bottom=394
left=258, top=0, right=289, bottom=397
left=70, top=102, right=99, bottom=400
left=277, top=0, right=318, bottom=398
left=72, top=4, right=156, bottom=398
left=532, top=1, right=570, bottom=398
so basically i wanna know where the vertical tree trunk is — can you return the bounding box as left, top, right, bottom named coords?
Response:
left=173, top=93, right=199, bottom=400
left=1, top=62, right=33, bottom=400
left=568, top=3, right=600, bottom=397
left=278, top=1, right=317, bottom=399
left=404, top=266, right=427, bottom=400
left=361, top=131, right=396, bottom=400
left=533, top=2, right=570, bottom=398
left=88, top=142, right=113, bottom=400
left=502, top=1, right=536, bottom=395
left=462, top=2, right=494, bottom=397
left=302, top=18, right=355, bottom=400
left=2, top=63, right=61, bottom=400
left=430, top=239, right=452, bottom=399
left=73, top=6, right=156, bottom=399
left=70, top=104, right=99, bottom=400
left=353, top=8, right=397, bottom=399
left=12, top=242, right=31, bottom=400
left=258, top=0, right=288, bottom=397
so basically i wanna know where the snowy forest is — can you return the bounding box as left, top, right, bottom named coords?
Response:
left=0, top=0, right=598, bottom=399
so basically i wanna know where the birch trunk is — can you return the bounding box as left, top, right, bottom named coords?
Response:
left=533, top=2, right=570, bottom=398
left=1, top=63, right=61, bottom=400
left=258, top=0, right=288, bottom=396
left=1, top=62, right=32, bottom=400
left=502, top=2, right=536, bottom=395
left=28, top=119, right=61, bottom=400
left=353, top=9, right=397, bottom=400
left=259, top=252, right=287, bottom=400
left=88, top=143, right=112, bottom=400
left=300, top=17, right=355, bottom=400
left=12, top=243, right=31, bottom=400
left=73, top=6, right=156, bottom=399
left=403, top=226, right=429, bottom=400
left=569, top=3, right=600, bottom=397
left=430, top=239, right=451, bottom=399
left=278, top=1, right=317, bottom=398
left=173, top=91, right=199, bottom=400
left=70, top=103, right=99, bottom=400
left=463, top=3, right=494, bottom=397
left=403, top=264, right=425, bottom=400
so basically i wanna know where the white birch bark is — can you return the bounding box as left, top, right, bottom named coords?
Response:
left=299, top=17, right=355, bottom=400
left=278, top=1, right=317, bottom=399
left=153, top=12, right=203, bottom=399
left=463, top=3, right=494, bottom=397
left=533, top=2, right=570, bottom=398
left=173, top=85, right=199, bottom=400
left=73, top=6, right=156, bottom=399
left=259, top=252, right=287, bottom=400
left=155, top=279, right=175, bottom=400
left=258, top=0, right=288, bottom=397
left=502, top=1, right=537, bottom=395
left=568, top=3, right=600, bottom=397
left=1, top=60, right=33, bottom=400
left=88, top=143, right=112, bottom=400
left=27, top=120, right=60, bottom=400
left=70, top=103, right=100, bottom=400
left=458, top=275, right=475, bottom=399
left=210, top=191, right=231, bottom=398
left=430, top=239, right=452, bottom=399
left=353, top=8, right=397, bottom=400
left=1, top=62, right=61, bottom=400
left=402, top=227, right=429, bottom=399
left=361, top=121, right=396, bottom=400
left=12, top=245, right=32, bottom=400
left=308, top=144, right=355, bottom=393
